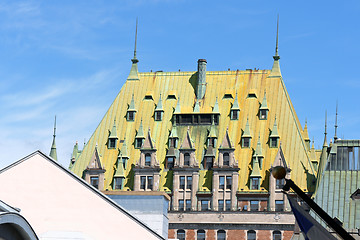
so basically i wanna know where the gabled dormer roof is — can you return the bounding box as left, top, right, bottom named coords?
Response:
left=128, top=94, right=137, bottom=111
left=142, top=128, right=156, bottom=150
left=114, top=153, right=125, bottom=178
left=180, top=127, right=195, bottom=149
left=242, top=118, right=252, bottom=138
left=259, top=92, right=269, bottom=110
left=135, top=119, right=145, bottom=139
left=212, top=97, right=220, bottom=113
left=155, top=94, right=163, bottom=111
left=109, top=119, right=118, bottom=139
left=254, top=135, right=263, bottom=157
left=169, top=125, right=179, bottom=139
left=270, top=117, right=279, bottom=138
left=272, top=145, right=288, bottom=169
left=87, top=144, right=104, bottom=170
left=174, top=97, right=181, bottom=114
left=250, top=157, right=261, bottom=178
left=219, top=129, right=234, bottom=149
left=231, top=92, right=240, bottom=110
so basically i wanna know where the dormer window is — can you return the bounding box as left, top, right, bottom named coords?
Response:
left=208, top=138, right=216, bottom=148
left=108, top=138, right=116, bottom=149
left=166, top=157, right=174, bottom=169
left=250, top=177, right=260, bottom=190
left=184, top=153, right=190, bottom=166
left=135, top=138, right=144, bottom=149
left=113, top=177, right=125, bottom=190
left=259, top=109, right=268, bottom=120
left=242, top=137, right=251, bottom=148
left=204, top=156, right=213, bottom=170
left=270, top=137, right=279, bottom=148
left=169, top=138, right=178, bottom=148
left=155, top=111, right=163, bottom=121
left=230, top=109, right=239, bottom=120
left=127, top=111, right=135, bottom=121
left=145, top=154, right=151, bottom=166
left=223, top=153, right=230, bottom=166
left=90, top=176, right=99, bottom=189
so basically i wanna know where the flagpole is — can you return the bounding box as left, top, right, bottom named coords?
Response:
left=282, top=178, right=354, bottom=240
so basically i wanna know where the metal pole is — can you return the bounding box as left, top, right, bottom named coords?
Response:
left=283, top=179, right=355, bottom=240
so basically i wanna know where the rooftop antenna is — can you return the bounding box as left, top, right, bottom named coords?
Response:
left=334, top=101, right=338, bottom=142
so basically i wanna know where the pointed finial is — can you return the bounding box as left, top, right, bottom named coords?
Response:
left=275, top=14, right=279, bottom=57
left=323, top=110, right=328, bottom=147
left=334, top=101, right=338, bottom=142
left=134, top=17, right=138, bottom=60
left=49, top=115, right=58, bottom=161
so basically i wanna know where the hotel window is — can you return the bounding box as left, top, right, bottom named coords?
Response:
left=250, top=200, right=259, bottom=211
left=218, top=200, right=224, bottom=211
left=275, top=200, right=284, bottom=211
left=247, top=230, right=256, bottom=240
left=177, top=230, right=185, bottom=240
left=273, top=230, right=281, bottom=240
left=226, top=176, right=232, bottom=190
left=197, top=230, right=206, bottom=240
left=140, top=176, right=146, bottom=190
left=186, top=176, right=192, bottom=190
left=225, top=200, right=231, bottom=211
left=201, top=200, right=209, bottom=211
left=230, top=109, right=239, bottom=120
left=108, top=138, right=116, bottom=149
left=166, top=157, right=174, bottom=169
left=145, top=154, right=151, bottom=166
left=154, top=111, right=162, bottom=121
left=135, top=138, right=143, bottom=149
left=251, top=177, right=260, bottom=190
left=276, top=178, right=285, bottom=189
left=259, top=109, right=268, bottom=120
left=147, top=176, right=153, bottom=190
left=179, top=176, right=185, bottom=190
left=223, top=153, right=230, bottom=166
left=178, top=200, right=184, bottom=211
left=217, top=230, right=226, bottom=240
left=242, top=137, right=251, bottom=148
left=270, top=137, right=279, bottom=148
left=127, top=111, right=135, bottom=121
left=205, top=156, right=213, bottom=170
left=219, top=176, right=225, bottom=189
left=113, top=177, right=124, bottom=190
left=90, top=176, right=99, bottom=189
left=184, top=153, right=190, bottom=166
left=185, top=200, right=191, bottom=211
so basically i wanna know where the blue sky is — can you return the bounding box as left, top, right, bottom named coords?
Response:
left=0, top=0, right=359, bottom=169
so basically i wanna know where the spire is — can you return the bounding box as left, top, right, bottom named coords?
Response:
left=270, top=117, right=279, bottom=137
left=49, top=116, right=58, bottom=161
left=231, top=91, right=240, bottom=110
left=323, top=111, right=328, bottom=147
left=259, top=91, right=269, bottom=110
left=155, top=94, right=163, bottom=111
left=193, top=100, right=200, bottom=113
left=303, top=119, right=310, bottom=141
left=109, top=118, right=118, bottom=138
left=169, top=125, right=179, bottom=139
left=208, top=121, right=217, bottom=138
left=128, top=94, right=136, bottom=111
left=135, top=119, right=145, bottom=139
left=127, top=18, right=140, bottom=81
left=243, top=117, right=252, bottom=137
left=174, top=97, right=181, bottom=114
left=250, top=157, right=261, bottom=178
left=269, top=15, right=281, bottom=78
left=212, top=97, right=220, bottom=113
left=114, top=153, right=125, bottom=178
left=255, top=135, right=263, bottom=157
left=334, top=101, right=338, bottom=142
left=121, top=139, right=129, bottom=158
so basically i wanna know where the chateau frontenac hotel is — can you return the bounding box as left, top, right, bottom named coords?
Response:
left=69, top=21, right=323, bottom=240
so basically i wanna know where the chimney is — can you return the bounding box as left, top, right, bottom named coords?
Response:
left=197, top=59, right=207, bottom=99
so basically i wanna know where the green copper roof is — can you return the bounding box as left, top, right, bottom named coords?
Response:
left=114, top=154, right=125, bottom=177
left=169, top=125, right=179, bottom=139
left=193, top=100, right=200, bottom=113
left=135, top=119, right=145, bottom=139
left=128, top=94, right=136, bottom=111
left=208, top=122, right=217, bottom=138
left=155, top=94, right=163, bottom=111
left=71, top=142, right=79, bottom=159
left=250, top=157, right=261, bottom=177
left=49, top=116, right=58, bottom=161
left=231, top=92, right=240, bottom=110
left=109, top=119, right=118, bottom=139
left=174, top=97, right=181, bottom=113
left=242, top=118, right=252, bottom=138
left=120, top=140, right=129, bottom=158
left=212, top=97, right=220, bottom=113
left=254, top=135, right=263, bottom=157
left=270, top=117, right=279, bottom=137
left=259, top=92, right=269, bottom=110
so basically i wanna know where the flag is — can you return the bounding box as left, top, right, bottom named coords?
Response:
left=287, top=195, right=337, bottom=240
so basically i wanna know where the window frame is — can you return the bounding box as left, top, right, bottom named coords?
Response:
left=145, top=153, right=151, bottom=166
